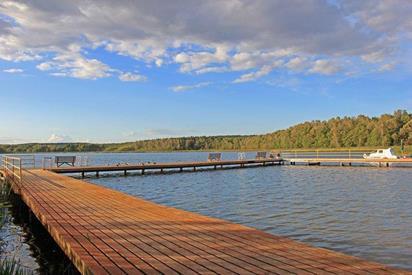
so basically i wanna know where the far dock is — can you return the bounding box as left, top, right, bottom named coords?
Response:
left=49, top=158, right=283, bottom=177
left=46, top=151, right=412, bottom=179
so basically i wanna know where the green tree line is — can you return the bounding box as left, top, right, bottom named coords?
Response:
left=0, top=110, right=411, bottom=153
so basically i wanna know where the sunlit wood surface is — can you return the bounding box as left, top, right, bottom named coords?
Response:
left=13, top=169, right=409, bottom=274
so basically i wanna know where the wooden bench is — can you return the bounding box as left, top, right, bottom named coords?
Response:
left=256, top=151, right=267, bottom=159
left=268, top=152, right=281, bottom=159
left=208, top=152, right=222, bottom=162
left=55, top=156, right=76, bottom=167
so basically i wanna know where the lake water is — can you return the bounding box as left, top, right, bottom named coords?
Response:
left=1, top=152, right=412, bottom=272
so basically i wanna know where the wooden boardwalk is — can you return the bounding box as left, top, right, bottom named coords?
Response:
left=9, top=169, right=410, bottom=274
left=48, top=159, right=283, bottom=177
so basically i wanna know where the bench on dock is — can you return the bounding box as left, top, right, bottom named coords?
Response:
left=208, top=152, right=222, bottom=162
left=55, top=156, right=76, bottom=167
left=268, top=152, right=281, bottom=159
left=256, top=151, right=267, bottom=159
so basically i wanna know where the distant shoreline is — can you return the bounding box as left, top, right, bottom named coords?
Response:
left=0, top=146, right=410, bottom=155
left=1, top=110, right=410, bottom=155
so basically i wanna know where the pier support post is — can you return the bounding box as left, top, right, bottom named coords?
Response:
left=81, top=172, right=85, bottom=178
left=28, top=210, right=34, bottom=224
left=124, top=170, right=127, bottom=176
left=141, top=169, right=145, bottom=175
left=214, top=165, right=217, bottom=170
left=180, top=167, right=183, bottom=172
left=193, top=167, right=196, bottom=171
left=96, top=171, right=99, bottom=177
left=161, top=168, right=164, bottom=173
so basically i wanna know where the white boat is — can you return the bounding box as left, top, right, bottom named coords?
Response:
left=363, top=148, right=398, bottom=159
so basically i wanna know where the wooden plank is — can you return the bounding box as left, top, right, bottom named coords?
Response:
left=11, top=169, right=410, bottom=275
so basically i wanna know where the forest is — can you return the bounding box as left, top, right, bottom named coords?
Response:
left=0, top=110, right=410, bottom=153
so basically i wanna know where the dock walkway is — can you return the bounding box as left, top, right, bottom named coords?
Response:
left=48, top=158, right=283, bottom=177
left=11, top=169, right=408, bottom=274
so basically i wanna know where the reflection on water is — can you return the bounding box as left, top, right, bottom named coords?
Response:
left=1, top=194, right=79, bottom=274
left=1, top=152, right=411, bottom=271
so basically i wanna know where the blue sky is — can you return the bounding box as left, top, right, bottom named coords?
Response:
left=0, top=1, right=411, bottom=143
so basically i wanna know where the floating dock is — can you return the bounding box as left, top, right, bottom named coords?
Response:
left=285, top=157, right=412, bottom=167
left=4, top=168, right=409, bottom=274
left=281, top=150, right=412, bottom=167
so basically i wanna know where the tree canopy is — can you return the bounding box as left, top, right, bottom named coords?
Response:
left=1, top=110, right=410, bottom=153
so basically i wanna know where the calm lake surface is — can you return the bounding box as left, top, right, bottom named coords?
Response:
left=1, top=152, right=412, bottom=272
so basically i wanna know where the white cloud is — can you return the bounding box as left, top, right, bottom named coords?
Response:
left=233, top=60, right=283, bottom=83
left=0, top=35, right=41, bottom=61
left=41, top=51, right=112, bottom=80
left=56, top=53, right=111, bottom=80
left=174, top=46, right=229, bottom=73
left=309, top=60, right=342, bottom=75
left=47, top=134, right=73, bottom=143
left=171, top=82, right=211, bottom=92
left=3, top=68, right=23, bottom=73
left=361, top=50, right=387, bottom=63
left=285, top=57, right=309, bottom=72
left=378, top=63, right=396, bottom=72
left=50, top=72, right=68, bottom=77
left=0, top=0, right=411, bottom=81
left=105, top=39, right=166, bottom=66
left=36, top=62, right=52, bottom=71
left=195, top=66, right=228, bottom=74
left=119, top=72, right=147, bottom=82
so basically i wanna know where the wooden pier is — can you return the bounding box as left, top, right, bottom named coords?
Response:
left=48, top=158, right=284, bottom=177
left=2, top=155, right=411, bottom=274
left=2, top=169, right=409, bottom=274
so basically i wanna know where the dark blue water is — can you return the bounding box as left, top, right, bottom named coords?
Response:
left=1, top=152, right=411, bottom=272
